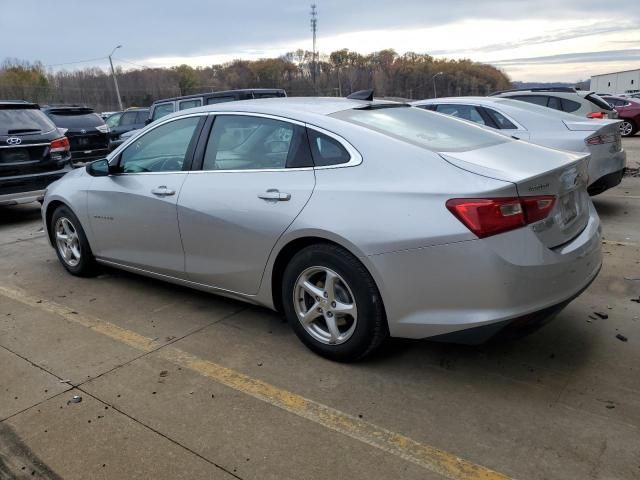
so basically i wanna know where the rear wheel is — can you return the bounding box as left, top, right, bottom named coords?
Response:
left=282, top=244, right=387, bottom=362
left=51, top=206, right=98, bottom=276
left=619, top=120, right=636, bottom=137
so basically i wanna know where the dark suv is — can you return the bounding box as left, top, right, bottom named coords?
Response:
left=41, top=106, right=110, bottom=165
left=147, top=88, right=287, bottom=123
left=0, top=102, right=72, bottom=206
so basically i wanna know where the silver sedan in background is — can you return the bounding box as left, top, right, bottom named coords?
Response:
left=413, top=97, right=626, bottom=195
left=42, top=98, right=602, bottom=361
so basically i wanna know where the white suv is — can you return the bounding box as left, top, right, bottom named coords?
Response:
left=489, top=88, right=616, bottom=119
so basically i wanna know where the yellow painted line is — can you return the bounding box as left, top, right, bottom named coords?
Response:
left=0, top=285, right=512, bottom=480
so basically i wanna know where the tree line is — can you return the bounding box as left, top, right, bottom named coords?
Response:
left=0, top=49, right=512, bottom=111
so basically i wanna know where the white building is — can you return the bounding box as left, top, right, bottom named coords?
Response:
left=590, top=69, right=640, bottom=95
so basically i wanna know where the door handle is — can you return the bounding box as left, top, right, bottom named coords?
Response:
left=151, top=186, right=176, bottom=196
left=258, top=189, right=291, bottom=201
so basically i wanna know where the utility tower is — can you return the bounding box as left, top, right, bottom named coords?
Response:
left=310, top=4, right=318, bottom=91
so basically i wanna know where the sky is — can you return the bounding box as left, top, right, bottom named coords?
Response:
left=1, top=0, right=639, bottom=83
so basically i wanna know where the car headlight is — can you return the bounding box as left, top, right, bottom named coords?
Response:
left=96, top=125, right=110, bottom=133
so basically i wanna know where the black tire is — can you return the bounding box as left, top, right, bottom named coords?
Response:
left=281, top=243, right=387, bottom=362
left=50, top=206, right=98, bottom=277
left=620, top=119, right=637, bottom=137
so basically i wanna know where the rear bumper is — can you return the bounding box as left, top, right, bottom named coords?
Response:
left=587, top=149, right=626, bottom=195
left=587, top=168, right=624, bottom=196
left=369, top=202, right=602, bottom=340
left=0, top=168, right=71, bottom=206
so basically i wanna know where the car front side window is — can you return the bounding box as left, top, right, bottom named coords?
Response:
left=105, top=113, right=122, bottom=128
left=119, top=116, right=201, bottom=173
left=202, top=115, right=311, bottom=170
left=436, top=104, right=486, bottom=125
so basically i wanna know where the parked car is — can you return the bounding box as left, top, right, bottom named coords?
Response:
left=108, top=128, right=139, bottom=149
left=600, top=96, right=640, bottom=137
left=100, top=111, right=120, bottom=120
left=42, top=98, right=601, bottom=361
left=489, top=88, right=616, bottom=119
left=413, top=97, right=626, bottom=195
left=147, top=88, right=287, bottom=124
left=105, top=108, right=149, bottom=148
left=41, top=106, right=110, bottom=165
left=0, top=101, right=72, bottom=206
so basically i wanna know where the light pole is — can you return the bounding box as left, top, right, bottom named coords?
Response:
left=108, top=45, right=124, bottom=111
left=432, top=71, right=444, bottom=98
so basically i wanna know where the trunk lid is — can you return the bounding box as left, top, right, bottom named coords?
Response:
left=440, top=140, right=590, bottom=248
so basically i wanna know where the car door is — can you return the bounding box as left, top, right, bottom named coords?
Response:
left=178, top=113, right=316, bottom=294
left=87, top=114, right=205, bottom=277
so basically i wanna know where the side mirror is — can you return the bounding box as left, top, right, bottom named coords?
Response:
left=86, top=158, right=112, bottom=177
left=144, top=118, right=152, bottom=126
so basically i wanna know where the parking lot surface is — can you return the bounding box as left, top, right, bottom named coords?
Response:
left=1, top=139, right=639, bottom=480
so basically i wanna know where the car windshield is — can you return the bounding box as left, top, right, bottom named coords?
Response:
left=0, top=108, right=56, bottom=135
left=331, top=106, right=508, bottom=152
left=45, top=109, right=105, bottom=128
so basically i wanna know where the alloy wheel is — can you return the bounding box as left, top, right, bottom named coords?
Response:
left=55, top=217, right=81, bottom=267
left=293, top=266, right=358, bottom=345
left=620, top=121, right=634, bottom=136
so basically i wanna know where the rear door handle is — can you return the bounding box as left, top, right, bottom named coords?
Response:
left=258, top=189, right=291, bottom=201
left=151, top=186, right=176, bottom=196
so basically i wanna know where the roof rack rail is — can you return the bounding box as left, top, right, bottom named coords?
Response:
left=488, top=87, right=578, bottom=96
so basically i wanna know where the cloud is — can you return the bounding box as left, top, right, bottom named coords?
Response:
left=492, top=48, right=640, bottom=66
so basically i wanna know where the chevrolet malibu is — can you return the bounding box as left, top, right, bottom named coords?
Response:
left=42, top=98, right=602, bottom=361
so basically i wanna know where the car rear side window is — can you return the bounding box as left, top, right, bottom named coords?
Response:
left=332, top=106, right=507, bottom=152
left=435, top=104, right=486, bottom=125
left=119, top=116, right=201, bottom=173
left=547, top=96, right=562, bottom=111
left=307, top=129, right=351, bottom=166
left=202, top=115, right=311, bottom=170
left=135, top=111, right=149, bottom=123
left=179, top=99, right=202, bottom=110
left=206, top=96, right=236, bottom=105
left=152, top=103, right=174, bottom=121
left=484, top=109, right=517, bottom=129
left=0, top=108, right=55, bottom=135
left=560, top=98, right=581, bottom=112
left=510, top=95, right=549, bottom=107
left=120, top=111, right=138, bottom=126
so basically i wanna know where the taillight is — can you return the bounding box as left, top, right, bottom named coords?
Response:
left=587, top=112, right=605, bottom=119
left=446, top=195, right=556, bottom=238
left=585, top=134, right=617, bottom=145
left=50, top=137, right=70, bottom=153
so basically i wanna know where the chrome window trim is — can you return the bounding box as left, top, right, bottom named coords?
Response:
left=107, top=110, right=363, bottom=175
left=188, top=111, right=362, bottom=174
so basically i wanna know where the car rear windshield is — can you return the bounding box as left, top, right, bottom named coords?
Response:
left=45, top=109, right=105, bottom=128
left=331, top=106, right=508, bottom=152
left=585, top=93, right=613, bottom=111
left=0, top=108, right=56, bottom=135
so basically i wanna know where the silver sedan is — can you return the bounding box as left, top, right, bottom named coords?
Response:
left=42, top=98, right=602, bottom=361
left=412, top=97, right=626, bottom=196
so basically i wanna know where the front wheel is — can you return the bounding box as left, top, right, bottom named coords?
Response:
left=619, top=120, right=636, bottom=137
left=282, top=244, right=387, bottom=362
left=51, top=206, right=98, bottom=277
